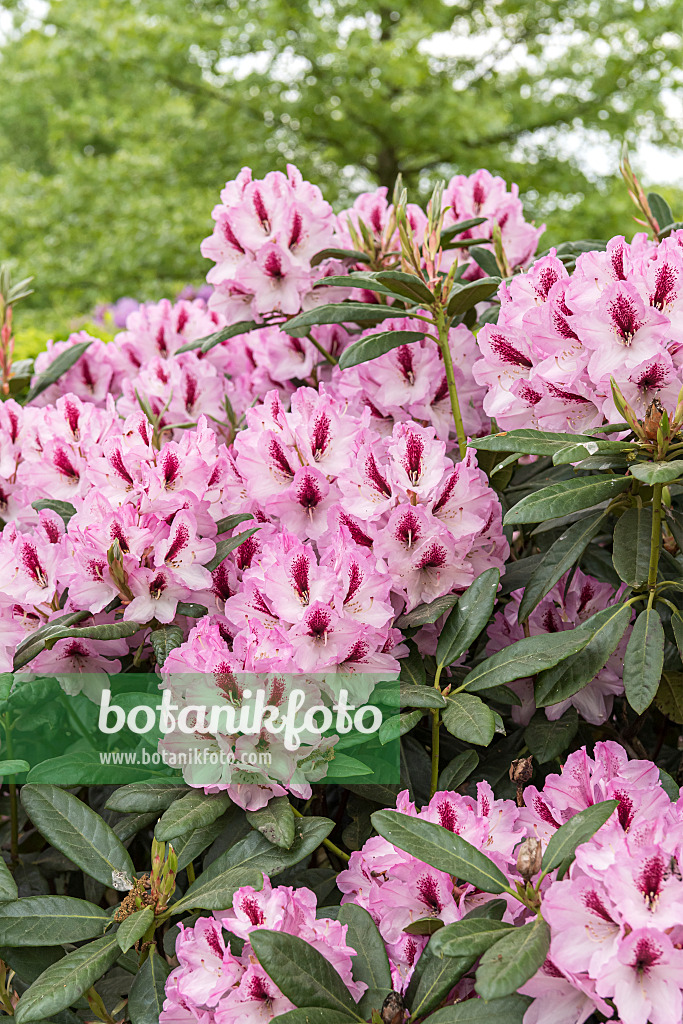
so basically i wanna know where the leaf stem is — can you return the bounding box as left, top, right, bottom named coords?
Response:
left=648, top=483, right=663, bottom=591
left=306, top=332, right=338, bottom=366
left=435, top=308, right=467, bottom=459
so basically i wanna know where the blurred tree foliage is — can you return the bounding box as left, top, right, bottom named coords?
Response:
left=0, top=0, right=682, bottom=319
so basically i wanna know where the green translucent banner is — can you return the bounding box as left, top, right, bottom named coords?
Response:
left=0, top=672, right=401, bottom=786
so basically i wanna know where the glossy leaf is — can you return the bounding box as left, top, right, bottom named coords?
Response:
left=246, top=797, right=296, bottom=849
left=425, top=994, right=532, bottom=1022
left=463, top=629, right=591, bottom=694
left=630, top=460, right=683, bottom=485
left=624, top=606, right=665, bottom=713
left=395, top=594, right=457, bottom=628
left=612, top=507, right=652, bottom=587
left=26, top=339, right=93, bottom=402
left=105, top=783, right=188, bottom=813
left=14, top=935, right=121, bottom=1024
left=371, top=811, right=510, bottom=894
left=338, top=329, right=426, bottom=370
left=475, top=919, right=550, bottom=1000
left=250, top=930, right=362, bottom=1018
left=205, top=527, right=260, bottom=571
left=518, top=511, right=606, bottom=621
left=21, top=785, right=135, bottom=887
left=285, top=302, right=398, bottom=337
left=442, top=693, right=496, bottom=746
left=535, top=603, right=632, bottom=707
left=447, top=276, right=500, bottom=317
left=128, top=947, right=171, bottom=1024
left=116, top=906, right=155, bottom=953
left=504, top=475, right=631, bottom=525
left=338, top=904, right=391, bottom=1020
left=378, top=709, right=424, bottom=745
left=430, top=918, right=515, bottom=958
left=436, top=567, right=500, bottom=667
left=542, top=800, right=618, bottom=872
left=472, top=429, right=603, bottom=457
left=42, top=620, right=144, bottom=651
left=155, top=790, right=231, bottom=842
left=0, top=896, right=108, bottom=945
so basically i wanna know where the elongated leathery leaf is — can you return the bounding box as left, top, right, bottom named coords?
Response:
left=475, top=919, right=550, bottom=1000
left=504, top=475, right=631, bottom=525
left=624, top=606, right=665, bottom=713
left=541, top=800, right=618, bottom=873
left=371, top=811, right=509, bottom=894
left=250, top=930, right=362, bottom=1018
left=21, top=785, right=134, bottom=888
left=518, top=511, right=606, bottom=622
left=338, top=330, right=426, bottom=370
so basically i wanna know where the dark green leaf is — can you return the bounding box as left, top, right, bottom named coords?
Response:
left=442, top=694, right=495, bottom=746
left=535, top=604, right=632, bottom=708
left=0, top=857, right=17, bottom=902
left=216, top=512, right=254, bottom=534
left=0, top=896, right=108, bottom=945
left=0, top=759, right=30, bottom=776
left=425, top=994, right=531, bottom=1022
left=430, top=919, right=515, bottom=958
left=440, top=217, right=487, bottom=243
left=14, top=935, right=121, bottom=1024
left=42, top=620, right=144, bottom=652
left=374, top=270, right=435, bottom=304
left=312, top=246, right=370, bottom=266
left=338, top=904, right=391, bottom=1020
left=286, top=303, right=398, bottom=337
left=173, top=815, right=229, bottom=871
left=13, top=610, right=92, bottom=669
left=624, top=606, right=665, bottom=713
left=21, top=785, right=135, bottom=887
left=205, top=527, right=260, bottom=571
left=504, top=475, right=631, bottom=525
left=659, top=768, right=680, bottom=800
left=176, top=602, right=209, bottom=617
left=649, top=192, right=675, bottom=233
left=155, top=791, right=231, bottom=842
left=403, top=917, right=445, bottom=935
left=176, top=320, right=259, bottom=354
left=447, top=277, right=500, bottom=317
left=656, top=671, right=683, bottom=724
left=518, top=511, right=606, bottom=621
left=671, top=611, right=683, bottom=659
left=524, top=708, right=579, bottom=763
left=246, top=797, right=296, bottom=849
left=250, top=930, right=361, bottom=1018
left=475, top=919, right=550, bottom=1000
left=149, top=625, right=184, bottom=668
left=395, top=594, right=457, bottom=628
left=436, top=568, right=500, bottom=667
left=128, top=947, right=171, bottom=1024
left=464, top=630, right=591, bottom=694
left=31, top=499, right=76, bottom=525
left=338, top=330, right=426, bottom=370
left=438, top=751, right=479, bottom=791
left=407, top=942, right=473, bottom=1018
left=541, top=800, right=618, bottom=873
left=275, top=1011, right=356, bottom=1024
left=26, top=339, right=93, bottom=402
left=398, top=641, right=426, bottom=687
left=613, top=507, right=652, bottom=587
left=371, top=811, right=509, bottom=894
left=378, top=709, right=424, bottom=744
left=116, top=906, right=155, bottom=953
left=630, top=460, right=683, bottom=485
left=473, top=429, right=601, bottom=457
left=105, top=783, right=188, bottom=814
left=467, top=248, right=501, bottom=277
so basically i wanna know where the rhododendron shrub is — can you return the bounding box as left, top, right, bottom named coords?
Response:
left=1, top=158, right=683, bottom=1024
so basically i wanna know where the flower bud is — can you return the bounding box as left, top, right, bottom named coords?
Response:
left=517, top=837, right=543, bottom=882
left=380, top=991, right=405, bottom=1024
left=643, top=398, right=664, bottom=442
